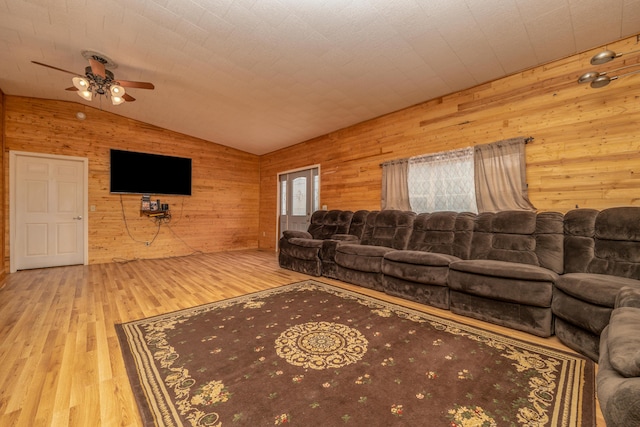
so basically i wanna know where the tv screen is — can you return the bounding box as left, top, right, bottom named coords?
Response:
left=110, top=149, right=192, bottom=196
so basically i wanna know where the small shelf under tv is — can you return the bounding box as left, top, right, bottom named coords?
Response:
left=141, top=209, right=171, bottom=220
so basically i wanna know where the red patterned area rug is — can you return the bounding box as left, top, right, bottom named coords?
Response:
left=116, top=280, right=595, bottom=427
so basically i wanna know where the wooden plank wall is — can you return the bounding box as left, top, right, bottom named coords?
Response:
left=258, top=35, right=640, bottom=251
left=0, top=90, right=4, bottom=279
left=3, top=97, right=260, bottom=267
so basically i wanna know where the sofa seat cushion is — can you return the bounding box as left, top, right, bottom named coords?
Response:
left=284, top=238, right=323, bottom=260
left=384, top=250, right=459, bottom=266
left=448, top=260, right=556, bottom=307
left=552, top=287, right=613, bottom=336
left=449, top=259, right=558, bottom=282
left=608, top=307, right=640, bottom=377
left=335, top=244, right=395, bottom=273
left=382, top=251, right=459, bottom=286
left=555, top=273, right=640, bottom=308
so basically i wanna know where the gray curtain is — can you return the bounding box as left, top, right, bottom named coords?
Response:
left=381, top=159, right=411, bottom=210
left=474, top=137, right=536, bottom=212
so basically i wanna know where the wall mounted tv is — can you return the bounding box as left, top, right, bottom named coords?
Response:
left=110, top=149, right=192, bottom=196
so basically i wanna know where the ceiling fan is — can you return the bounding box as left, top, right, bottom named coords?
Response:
left=32, top=51, right=155, bottom=105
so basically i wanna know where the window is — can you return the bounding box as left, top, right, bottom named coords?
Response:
left=408, top=147, right=477, bottom=213
left=381, top=137, right=534, bottom=213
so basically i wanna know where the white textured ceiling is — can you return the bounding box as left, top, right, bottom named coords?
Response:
left=1, top=0, right=640, bottom=155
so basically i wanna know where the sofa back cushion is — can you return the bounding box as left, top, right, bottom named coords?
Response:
left=307, top=210, right=353, bottom=240
left=564, top=208, right=599, bottom=273
left=565, top=207, right=640, bottom=279
left=347, top=210, right=372, bottom=239
left=470, top=210, right=564, bottom=273
left=406, top=211, right=476, bottom=259
left=361, top=210, right=416, bottom=249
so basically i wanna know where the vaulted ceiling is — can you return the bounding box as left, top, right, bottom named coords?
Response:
left=1, top=0, right=639, bottom=155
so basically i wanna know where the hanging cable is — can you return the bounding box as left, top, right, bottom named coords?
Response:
left=119, top=195, right=161, bottom=245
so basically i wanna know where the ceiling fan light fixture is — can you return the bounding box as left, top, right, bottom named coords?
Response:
left=110, top=84, right=125, bottom=96
left=77, top=89, right=93, bottom=101
left=32, top=52, right=154, bottom=105
left=111, top=95, right=125, bottom=105
left=72, top=76, right=90, bottom=90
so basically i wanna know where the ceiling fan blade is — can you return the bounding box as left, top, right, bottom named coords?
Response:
left=123, top=93, right=136, bottom=102
left=65, top=86, right=78, bottom=91
left=89, top=58, right=106, bottom=78
left=31, top=61, right=82, bottom=76
left=116, top=79, right=155, bottom=90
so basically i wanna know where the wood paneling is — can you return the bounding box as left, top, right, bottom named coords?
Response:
left=0, top=90, right=4, bottom=280
left=3, top=97, right=260, bottom=267
left=258, top=35, right=640, bottom=250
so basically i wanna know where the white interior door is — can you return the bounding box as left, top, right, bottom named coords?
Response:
left=279, top=167, right=319, bottom=237
left=11, top=152, right=88, bottom=271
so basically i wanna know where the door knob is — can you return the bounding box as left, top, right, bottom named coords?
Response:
left=73, top=216, right=83, bottom=220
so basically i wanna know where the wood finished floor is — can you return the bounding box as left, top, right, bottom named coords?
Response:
left=0, top=250, right=604, bottom=426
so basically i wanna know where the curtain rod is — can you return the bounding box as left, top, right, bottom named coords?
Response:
left=380, top=136, right=534, bottom=167
left=379, top=158, right=408, bottom=168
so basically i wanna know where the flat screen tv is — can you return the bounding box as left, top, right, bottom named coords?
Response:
left=110, top=149, right=192, bottom=196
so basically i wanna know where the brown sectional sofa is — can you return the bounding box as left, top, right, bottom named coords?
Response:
left=278, top=207, right=640, bottom=424
left=279, top=207, right=640, bottom=349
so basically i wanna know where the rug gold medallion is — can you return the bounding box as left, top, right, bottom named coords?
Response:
left=275, top=321, right=368, bottom=369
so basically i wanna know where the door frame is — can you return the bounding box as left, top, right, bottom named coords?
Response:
left=9, top=151, right=89, bottom=273
left=276, top=164, right=321, bottom=250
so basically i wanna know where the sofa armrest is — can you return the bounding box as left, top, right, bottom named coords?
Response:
left=283, top=230, right=312, bottom=239
left=598, top=326, right=640, bottom=427
left=607, top=306, right=640, bottom=377
left=615, top=286, right=640, bottom=309
left=320, top=238, right=355, bottom=262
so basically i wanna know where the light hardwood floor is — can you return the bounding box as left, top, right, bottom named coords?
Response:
left=0, top=250, right=604, bottom=426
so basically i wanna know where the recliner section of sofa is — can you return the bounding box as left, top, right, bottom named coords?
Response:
left=447, top=211, right=564, bottom=337
left=381, top=211, right=476, bottom=309
left=278, top=209, right=355, bottom=276
left=320, top=209, right=373, bottom=279
left=553, top=207, right=640, bottom=361
left=334, top=210, right=416, bottom=291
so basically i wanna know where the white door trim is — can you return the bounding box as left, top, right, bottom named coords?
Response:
left=275, top=164, right=321, bottom=251
left=9, top=151, right=89, bottom=273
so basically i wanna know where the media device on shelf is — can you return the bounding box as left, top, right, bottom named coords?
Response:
left=109, top=149, right=192, bottom=196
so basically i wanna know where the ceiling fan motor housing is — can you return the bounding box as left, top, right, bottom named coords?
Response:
left=84, top=66, right=115, bottom=91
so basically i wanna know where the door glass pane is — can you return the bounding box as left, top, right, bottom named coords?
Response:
left=280, top=180, right=287, bottom=216
left=292, top=177, right=307, bottom=215
left=313, top=173, right=319, bottom=211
